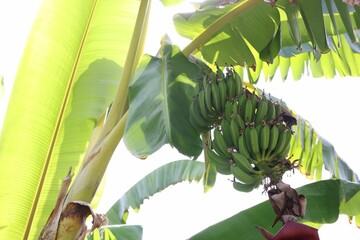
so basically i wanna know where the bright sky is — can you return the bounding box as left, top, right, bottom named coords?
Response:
left=0, top=0, right=359, bottom=240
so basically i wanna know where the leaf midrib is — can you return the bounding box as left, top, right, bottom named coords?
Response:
left=23, top=0, right=99, bottom=238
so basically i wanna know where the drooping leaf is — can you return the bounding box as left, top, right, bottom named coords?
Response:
left=124, top=44, right=203, bottom=159
left=190, top=179, right=360, bottom=240
left=0, top=0, right=139, bottom=239
left=289, top=115, right=359, bottom=183
left=173, top=0, right=360, bottom=80
left=174, top=1, right=280, bottom=66
left=106, top=160, right=204, bottom=224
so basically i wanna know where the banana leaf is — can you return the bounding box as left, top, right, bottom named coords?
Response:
left=289, top=114, right=359, bottom=182
left=123, top=44, right=203, bottom=159
left=190, top=179, right=360, bottom=240
left=106, top=160, right=204, bottom=224
left=0, top=0, right=139, bottom=238
left=172, top=0, right=360, bottom=80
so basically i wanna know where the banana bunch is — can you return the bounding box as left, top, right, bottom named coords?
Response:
left=189, top=66, right=243, bottom=132
left=189, top=65, right=297, bottom=192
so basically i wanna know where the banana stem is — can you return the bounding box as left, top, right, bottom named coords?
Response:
left=65, top=0, right=152, bottom=204
left=202, top=131, right=214, bottom=192
left=182, top=0, right=262, bottom=57
left=65, top=111, right=128, bottom=204
left=98, top=0, right=151, bottom=142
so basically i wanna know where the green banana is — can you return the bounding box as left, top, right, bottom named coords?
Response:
left=237, top=134, right=252, bottom=160
left=189, top=101, right=212, bottom=132
left=250, top=91, right=258, bottom=113
left=206, top=148, right=231, bottom=175
left=204, top=83, right=213, bottom=113
left=255, top=97, right=269, bottom=125
left=224, top=101, right=233, bottom=121
left=232, top=152, right=262, bottom=175
left=274, top=101, right=284, bottom=118
left=244, top=127, right=257, bottom=160
left=244, top=99, right=254, bottom=123
left=211, top=82, right=222, bottom=113
left=235, top=113, right=246, bottom=130
left=194, top=83, right=201, bottom=96
left=217, top=79, right=227, bottom=110
left=272, top=129, right=292, bottom=159
left=238, top=92, right=247, bottom=119
left=232, top=180, right=260, bottom=193
left=220, top=119, right=232, bottom=147
left=213, top=128, right=231, bottom=158
left=268, top=127, right=290, bottom=159
left=248, top=127, right=261, bottom=160
left=198, top=90, right=209, bottom=120
left=234, top=70, right=243, bottom=97
left=216, top=64, right=225, bottom=79
left=259, top=123, right=270, bottom=158
left=230, top=119, right=240, bottom=147
left=266, top=101, right=276, bottom=122
left=230, top=164, right=259, bottom=184
left=265, top=124, right=279, bottom=158
left=226, top=72, right=236, bottom=100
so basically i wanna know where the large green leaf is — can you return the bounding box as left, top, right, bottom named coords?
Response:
left=0, top=0, right=139, bottom=239
left=123, top=44, right=203, bottom=159
left=173, top=0, right=360, bottom=80
left=190, top=179, right=360, bottom=240
left=106, top=160, right=204, bottom=224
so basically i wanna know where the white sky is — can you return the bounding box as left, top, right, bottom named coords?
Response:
left=0, top=0, right=359, bottom=239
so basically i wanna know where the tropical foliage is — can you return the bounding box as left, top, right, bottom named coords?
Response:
left=0, top=0, right=359, bottom=239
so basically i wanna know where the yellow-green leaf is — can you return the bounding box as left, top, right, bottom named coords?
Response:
left=0, top=0, right=139, bottom=239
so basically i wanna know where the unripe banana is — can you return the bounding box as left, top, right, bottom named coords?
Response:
left=266, top=101, right=276, bottom=122
left=224, top=101, right=233, bottom=121
left=268, top=127, right=290, bottom=159
left=244, top=127, right=257, bottom=160
left=250, top=91, right=258, bottom=112
left=216, top=64, right=225, bottom=79
left=204, top=83, right=213, bottom=113
left=194, top=83, right=201, bottom=96
left=237, top=134, right=252, bottom=160
left=230, top=119, right=240, bottom=147
left=189, top=101, right=212, bottom=132
left=230, top=164, right=258, bottom=184
left=232, top=180, right=260, bottom=192
left=238, top=91, right=247, bottom=114
left=255, top=97, right=269, bottom=125
left=244, top=99, right=254, bottom=123
left=249, top=127, right=261, bottom=160
left=232, top=152, right=262, bottom=175
left=234, top=70, right=243, bottom=97
left=273, top=129, right=292, bottom=159
left=217, top=79, right=227, bottom=110
left=220, top=119, right=233, bottom=147
left=198, top=90, right=209, bottom=120
left=265, top=124, right=279, bottom=158
left=206, top=148, right=231, bottom=175
left=274, top=102, right=284, bottom=118
left=211, top=82, right=222, bottom=113
left=213, top=128, right=231, bottom=158
left=226, top=72, right=236, bottom=100
left=235, top=113, right=246, bottom=130
left=259, top=124, right=270, bottom=158
left=232, top=100, right=239, bottom=117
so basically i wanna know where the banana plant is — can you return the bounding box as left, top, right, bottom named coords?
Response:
left=0, top=0, right=360, bottom=239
